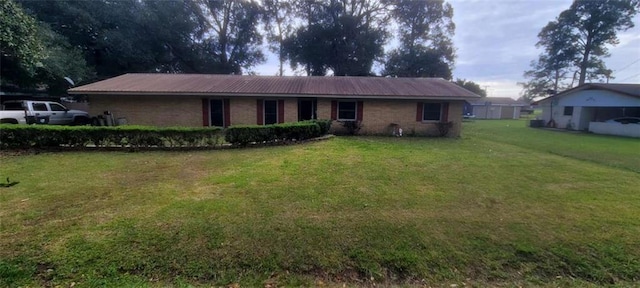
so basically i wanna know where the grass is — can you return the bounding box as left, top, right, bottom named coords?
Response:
left=465, top=119, right=640, bottom=172
left=1, top=119, right=639, bottom=287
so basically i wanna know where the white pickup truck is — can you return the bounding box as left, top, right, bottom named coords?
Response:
left=0, top=100, right=91, bottom=125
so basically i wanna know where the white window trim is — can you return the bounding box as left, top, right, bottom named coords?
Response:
left=337, top=100, right=358, bottom=121
left=422, top=103, right=443, bottom=122
left=263, top=99, right=279, bottom=125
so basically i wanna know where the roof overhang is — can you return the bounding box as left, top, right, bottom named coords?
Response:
left=69, top=90, right=476, bottom=101
left=532, top=83, right=640, bottom=105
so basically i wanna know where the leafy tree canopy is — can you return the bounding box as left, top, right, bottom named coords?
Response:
left=4, top=0, right=461, bottom=94
left=198, top=0, right=265, bottom=74
left=521, top=0, right=638, bottom=101
left=383, top=0, right=455, bottom=79
left=0, top=0, right=45, bottom=85
left=1, top=0, right=92, bottom=95
left=285, top=0, right=388, bottom=76
left=454, top=79, right=487, bottom=97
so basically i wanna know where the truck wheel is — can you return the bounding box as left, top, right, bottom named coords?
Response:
left=73, top=117, right=91, bottom=126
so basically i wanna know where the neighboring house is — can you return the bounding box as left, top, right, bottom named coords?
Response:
left=68, top=74, right=480, bottom=137
left=464, top=97, right=528, bottom=119
left=534, top=83, right=640, bottom=137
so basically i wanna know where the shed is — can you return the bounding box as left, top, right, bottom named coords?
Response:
left=465, top=97, right=528, bottom=119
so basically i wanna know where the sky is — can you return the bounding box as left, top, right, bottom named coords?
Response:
left=253, top=0, right=640, bottom=99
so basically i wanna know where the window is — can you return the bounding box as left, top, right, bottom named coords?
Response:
left=3, top=102, right=24, bottom=110
left=264, top=100, right=278, bottom=125
left=338, top=101, right=357, bottom=120
left=563, top=106, right=573, bottom=116
left=210, top=99, right=224, bottom=127
left=32, top=103, right=48, bottom=111
left=298, top=99, right=316, bottom=121
left=422, top=103, right=442, bottom=121
left=49, top=103, right=67, bottom=111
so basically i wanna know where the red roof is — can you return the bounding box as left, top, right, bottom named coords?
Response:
left=68, top=74, right=481, bottom=100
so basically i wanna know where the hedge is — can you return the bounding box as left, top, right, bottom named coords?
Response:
left=0, top=120, right=332, bottom=150
left=0, top=125, right=224, bottom=149
left=225, top=120, right=332, bottom=146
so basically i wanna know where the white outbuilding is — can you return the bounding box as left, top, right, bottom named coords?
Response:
left=535, top=83, right=640, bottom=137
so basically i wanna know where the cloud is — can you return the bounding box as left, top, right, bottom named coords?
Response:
left=450, top=0, right=640, bottom=98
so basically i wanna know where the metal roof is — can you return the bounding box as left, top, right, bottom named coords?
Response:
left=534, top=83, right=640, bottom=104
left=68, top=73, right=481, bottom=100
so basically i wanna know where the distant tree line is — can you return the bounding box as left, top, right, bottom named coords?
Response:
left=1, top=0, right=468, bottom=95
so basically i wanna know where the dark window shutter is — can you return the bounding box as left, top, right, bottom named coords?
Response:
left=331, top=101, right=337, bottom=120
left=278, top=100, right=285, bottom=123
left=416, top=102, right=423, bottom=122
left=223, top=99, right=230, bottom=127
left=356, top=101, right=363, bottom=121
left=257, top=99, right=264, bottom=125
left=202, top=99, right=210, bottom=126
left=442, top=102, right=449, bottom=122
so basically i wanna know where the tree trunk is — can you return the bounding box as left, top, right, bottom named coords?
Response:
left=578, top=34, right=592, bottom=85
left=554, top=69, right=559, bottom=93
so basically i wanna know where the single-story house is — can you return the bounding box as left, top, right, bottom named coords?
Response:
left=464, top=97, right=528, bottom=119
left=534, top=83, right=640, bottom=137
left=68, top=74, right=481, bottom=137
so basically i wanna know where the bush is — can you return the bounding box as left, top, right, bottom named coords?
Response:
left=225, top=121, right=329, bottom=146
left=0, top=125, right=224, bottom=149
left=435, top=121, right=453, bottom=137
left=341, top=120, right=363, bottom=135
left=313, top=119, right=332, bottom=135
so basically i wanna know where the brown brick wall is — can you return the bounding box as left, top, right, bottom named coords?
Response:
left=284, top=99, right=298, bottom=123
left=229, top=98, right=257, bottom=125
left=88, top=95, right=464, bottom=136
left=317, top=99, right=463, bottom=137
left=88, top=95, right=202, bottom=126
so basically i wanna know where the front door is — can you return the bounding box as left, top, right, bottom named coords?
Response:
left=298, top=99, right=316, bottom=121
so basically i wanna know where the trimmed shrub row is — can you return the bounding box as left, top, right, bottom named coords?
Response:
left=0, top=125, right=224, bottom=149
left=0, top=120, right=332, bottom=149
left=225, top=120, right=332, bottom=146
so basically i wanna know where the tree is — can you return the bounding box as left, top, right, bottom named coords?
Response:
left=17, top=0, right=239, bottom=78
left=563, top=0, right=638, bottom=85
left=0, top=0, right=45, bottom=86
left=383, top=0, right=455, bottom=79
left=284, top=0, right=389, bottom=76
left=136, top=0, right=211, bottom=73
left=1, top=0, right=92, bottom=94
left=522, top=0, right=638, bottom=99
left=520, top=20, right=578, bottom=101
left=35, top=23, right=93, bottom=95
left=454, top=79, right=486, bottom=97
left=197, top=0, right=265, bottom=74
left=262, top=0, right=295, bottom=76
left=384, top=47, right=452, bottom=79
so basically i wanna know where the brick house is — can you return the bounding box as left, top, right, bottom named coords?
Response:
left=68, top=74, right=481, bottom=137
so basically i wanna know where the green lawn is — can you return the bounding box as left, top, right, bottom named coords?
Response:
left=1, top=120, right=639, bottom=287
